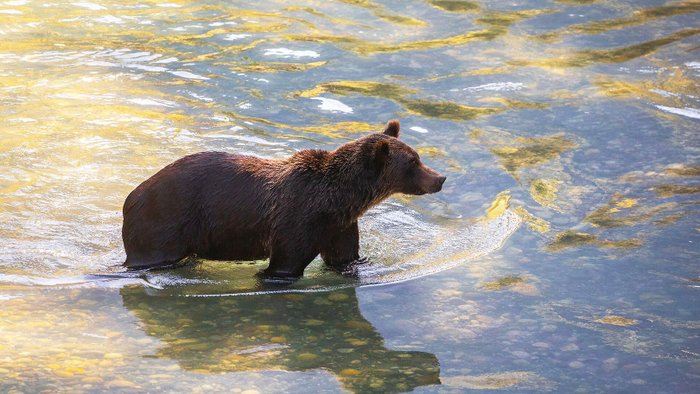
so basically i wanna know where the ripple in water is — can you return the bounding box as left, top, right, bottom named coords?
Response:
left=0, top=202, right=521, bottom=296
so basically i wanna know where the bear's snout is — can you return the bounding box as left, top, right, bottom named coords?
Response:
left=413, top=165, right=446, bottom=195
left=435, top=176, right=446, bottom=192
left=427, top=174, right=446, bottom=193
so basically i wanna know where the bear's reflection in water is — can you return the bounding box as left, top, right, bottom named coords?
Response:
left=120, top=286, right=440, bottom=393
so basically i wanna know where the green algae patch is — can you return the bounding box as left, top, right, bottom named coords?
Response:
left=530, top=179, right=560, bottom=208
left=546, top=231, right=642, bottom=251
left=554, top=0, right=599, bottom=3
left=285, top=6, right=551, bottom=56
left=482, top=276, right=525, bottom=290
left=283, top=6, right=367, bottom=27
left=594, top=315, right=638, bottom=327
left=336, top=0, right=427, bottom=27
left=514, top=28, right=700, bottom=68
left=539, top=2, right=700, bottom=42
left=398, top=98, right=503, bottom=121
left=230, top=61, right=328, bottom=73
left=373, top=12, right=427, bottom=27
left=354, top=29, right=503, bottom=55
left=654, top=212, right=686, bottom=226
left=491, top=135, right=577, bottom=179
left=665, top=164, right=700, bottom=177
left=652, top=184, right=700, bottom=197
left=476, top=9, right=553, bottom=29
left=478, top=97, right=550, bottom=110
left=584, top=196, right=678, bottom=229
left=295, top=80, right=416, bottom=99
left=295, top=80, right=540, bottom=121
left=548, top=231, right=596, bottom=250
left=285, top=28, right=500, bottom=55
left=429, top=0, right=480, bottom=13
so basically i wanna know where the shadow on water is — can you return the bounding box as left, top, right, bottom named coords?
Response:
left=120, top=285, right=440, bottom=393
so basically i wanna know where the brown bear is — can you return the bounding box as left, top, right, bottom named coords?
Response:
left=122, top=120, right=445, bottom=279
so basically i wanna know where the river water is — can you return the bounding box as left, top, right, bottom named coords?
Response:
left=1, top=0, right=699, bottom=392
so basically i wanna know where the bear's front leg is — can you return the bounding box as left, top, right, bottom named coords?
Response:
left=262, top=240, right=319, bottom=281
left=320, top=222, right=365, bottom=274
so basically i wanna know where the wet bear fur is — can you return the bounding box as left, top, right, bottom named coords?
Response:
left=122, top=120, right=446, bottom=279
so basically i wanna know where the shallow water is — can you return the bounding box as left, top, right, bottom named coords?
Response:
left=1, top=0, right=699, bottom=392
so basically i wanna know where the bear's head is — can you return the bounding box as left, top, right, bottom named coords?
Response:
left=367, top=120, right=446, bottom=196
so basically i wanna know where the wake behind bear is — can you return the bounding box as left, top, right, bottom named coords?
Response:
left=122, top=120, right=446, bottom=280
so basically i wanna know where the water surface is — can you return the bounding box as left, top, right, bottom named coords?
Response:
left=1, top=0, right=699, bottom=392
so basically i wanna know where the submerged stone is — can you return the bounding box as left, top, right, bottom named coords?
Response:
left=482, top=276, right=525, bottom=290
left=297, top=353, right=318, bottom=362
left=107, top=379, right=139, bottom=389
left=443, top=371, right=548, bottom=390
left=340, top=368, right=362, bottom=376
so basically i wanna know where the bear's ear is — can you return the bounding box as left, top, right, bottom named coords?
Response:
left=383, top=120, right=400, bottom=139
left=373, top=140, right=390, bottom=170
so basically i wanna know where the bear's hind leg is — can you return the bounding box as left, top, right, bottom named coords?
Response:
left=124, top=244, right=191, bottom=270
